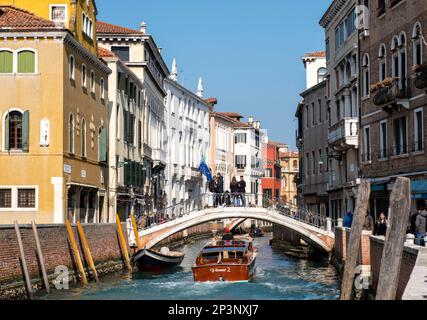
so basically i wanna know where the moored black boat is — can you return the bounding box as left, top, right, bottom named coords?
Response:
left=131, top=247, right=185, bottom=272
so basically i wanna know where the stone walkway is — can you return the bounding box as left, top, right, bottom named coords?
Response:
left=402, top=247, right=427, bottom=300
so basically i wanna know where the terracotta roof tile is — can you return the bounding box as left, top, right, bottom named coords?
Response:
left=0, top=6, right=58, bottom=30
left=218, top=112, right=243, bottom=118
left=97, top=21, right=144, bottom=35
left=304, top=51, right=326, bottom=58
left=97, top=46, right=116, bottom=58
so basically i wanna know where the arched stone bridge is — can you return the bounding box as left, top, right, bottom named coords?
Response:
left=129, top=207, right=335, bottom=253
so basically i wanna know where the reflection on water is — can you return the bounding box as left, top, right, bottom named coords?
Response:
left=40, top=234, right=340, bottom=300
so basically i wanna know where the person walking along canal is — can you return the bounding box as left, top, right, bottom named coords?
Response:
left=374, top=212, right=388, bottom=237
left=415, top=208, right=427, bottom=246
left=238, top=176, right=247, bottom=207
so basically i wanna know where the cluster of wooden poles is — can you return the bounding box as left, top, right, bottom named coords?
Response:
left=15, top=213, right=143, bottom=300
left=340, top=177, right=412, bottom=300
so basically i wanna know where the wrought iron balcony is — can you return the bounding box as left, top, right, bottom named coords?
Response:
left=328, top=117, right=359, bottom=150
left=414, top=66, right=427, bottom=90
left=372, top=78, right=409, bottom=112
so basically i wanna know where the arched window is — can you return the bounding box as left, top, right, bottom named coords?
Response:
left=90, top=70, right=95, bottom=94
left=81, top=119, right=86, bottom=158
left=293, top=160, right=298, bottom=168
left=362, top=54, right=370, bottom=97
left=0, top=50, right=13, bottom=73
left=345, top=61, right=352, bottom=84
left=17, top=50, right=35, bottom=74
left=100, top=77, right=105, bottom=100
left=399, top=32, right=408, bottom=89
left=391, top=36, right=400, bottom=78
left=69, top=55, right=75, bottom=80
left=413, top=23, right=423, bottom=66
left=6, top=111, right=22, bottom=150
left=82, top=64, right=87, bottom=88
left=378, top=44, right=387, bottom=81
left=68, top=114, right=74, bottom=154
left=317, top=67, right=327, bottom=83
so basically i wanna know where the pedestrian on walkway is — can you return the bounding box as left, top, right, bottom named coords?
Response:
left=415, top=208, right=427, bottom=246
left=215, top=173, right=224, bottom=207
left=209, top=176, right=217, bottom=207
left=374, top=212, right=388, bottom=236
left=362, top=212, right=374, bottom=231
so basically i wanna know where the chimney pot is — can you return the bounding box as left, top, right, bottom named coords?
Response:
left=140, top=21, right=147, bottom=33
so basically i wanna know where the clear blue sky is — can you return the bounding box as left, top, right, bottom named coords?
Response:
left=97, top=0, right=330, bottom=149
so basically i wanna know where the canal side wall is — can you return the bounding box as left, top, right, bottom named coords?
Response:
left=0, top=223, right=130, bottom=299
left=332, top=227, right=422, bottom=299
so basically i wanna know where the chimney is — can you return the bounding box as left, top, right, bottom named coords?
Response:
left=140, top=21, right=147, bottom=33
left=248, top=116, right=254, bottom=125
left=158, top=47, right=162, bottom=54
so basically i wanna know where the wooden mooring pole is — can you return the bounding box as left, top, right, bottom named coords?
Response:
left=14, top=221, right=34, bottom=299
left=376, top=177, right=411, bottom=300
left=77, top=221, right=99, bottom=282
left=340, top=179, right=371, bottom=300
left=116, top=214, right=132, bottom=272
left=130, top=213, right=143, bottom=250
left=65, top=220, right=88, bottom=287
left=31, top=221, right=50, bottom=293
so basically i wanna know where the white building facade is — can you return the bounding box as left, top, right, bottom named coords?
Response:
left=102, top=49, right=145, bottom=222
left=164, top=60, right=211, bottom=217
left=97, top=21, right=169, bottom=216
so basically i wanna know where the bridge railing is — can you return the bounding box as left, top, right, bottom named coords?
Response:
left=132, top=192, right=335, bottom=234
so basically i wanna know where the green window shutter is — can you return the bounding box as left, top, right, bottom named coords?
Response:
left=22, top=111, right=30, bottom=152
left=138, top=120, right=142, bottom=149
left=124, top=159, right=129, bottom=185
left=4, top=112, right=9, bottom=150
left=17, top=51, right=35, bottom=73
left=130, top=115, right=135, bottom=145
left=0, top=51, right=13, bottom=73
left=123, top=110, right=128, bottom=143
left=99, top=127, right=107, bottom=162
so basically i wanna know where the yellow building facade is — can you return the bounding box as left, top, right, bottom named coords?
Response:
left=279, top=149, right=299, bottom=205
left=0, top=4, right=110, bottom=224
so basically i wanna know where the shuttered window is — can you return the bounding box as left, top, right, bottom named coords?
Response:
left=99, top=127, right=107, bottom=162
left=0, top=51, right=13, bottom=73
left=17, top=51, right=35, bottom=74
left=5, top=110, right=29, bottom=151
left=123, top=110, right=128, bottom=143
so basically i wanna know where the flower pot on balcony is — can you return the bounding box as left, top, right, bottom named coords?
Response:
left=373, top=79, right=406, bottom=106
left=415, top=68, right=427, bottom=90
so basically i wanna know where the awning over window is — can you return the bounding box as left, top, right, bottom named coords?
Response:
left=411, top=179, right=427, bottom=194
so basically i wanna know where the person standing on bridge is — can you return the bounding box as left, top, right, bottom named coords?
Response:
left=238, top=176, right=247, bottom=207
left=215, top=173, right=224, bottom=207
left=230, top=177, right=239, bottom=207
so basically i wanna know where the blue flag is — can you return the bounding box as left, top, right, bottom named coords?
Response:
left=199, top=157, right=213, bottom=182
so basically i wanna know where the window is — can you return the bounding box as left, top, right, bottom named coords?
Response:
left=317, top=67, right=327, bottom=83
left=378, top=0, right=386, bottom=16
left=414, top=108, right=424, bottom=152
left=18, top=189, right=36, bottom=208
left=305, top=105, right=309, bottom=128
left=312, top=102, right=315, bottom=126
left=362, top=54, right=370, bottom=97
left=265, top=168, right=272, bottom=177
left=325, top=147, right=329, bottom=171
left=90, top=70, right=95, bottom=94
left=235, top=133, right=247, bottom=144
left=0, top=189, right=11, bottom=208
left=82, top=12, right=93, bottom=39
left=0, top=50, right=13, bottom=73
left=318, top=149, right=323, bottom=173
left=17, top=50, right=35, bottom=74
left=318, top=99, right=322, bottom=123
left=5, top=110, right=29, bottom=152
left=100, top=78, right=105, bottom=99
left=363, top=126, right=371, bottom=161
left=111, top=46, right=130, bottom=62
left=380, top=120, right=387, bottom=159
left=82, top=64, right=87, bottom=88
left=305, top=153, right=310, bottom=176
left=81, top=119, right=86, bottom=158
left=393, top=116, right=408, bottom=155
left=50, top=5, right=67, bottom=22
left=69, top=114, right=74, bottom=153
left=336, top=100, right=341, bottom=122
left=69, top=55, right=75, bottom=80
left=312, top=151, right=316, bottom=175
left=345, top=8, right=356, bottom=38
left=413, top=23, right=423, bottom=66
left=235, top=155, right=247, bottom=170
left=325, top=39, right=330, bottom=62
left=378, top=45, right=387, bottom=81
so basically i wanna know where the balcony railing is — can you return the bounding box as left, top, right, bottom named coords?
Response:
left=328, top=117, right=359, bottom=148
left=373, top=77, right=408, bottom=107
left=153, top=148, right=166, bottom=164
left=414, top=66, right=427, bottom=90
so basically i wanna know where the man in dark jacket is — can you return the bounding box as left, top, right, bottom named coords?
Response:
left=238, top=176, right=246, bottom=207
left=415, top=209, right=427, bottom=246
left=215, top=173, right=224, bottom=207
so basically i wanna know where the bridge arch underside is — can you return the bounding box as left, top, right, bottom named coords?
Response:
left=145, top=210, right=332, bottom=253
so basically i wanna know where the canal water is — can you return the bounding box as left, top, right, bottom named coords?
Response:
left=40, top=234, right=340, bottom=300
